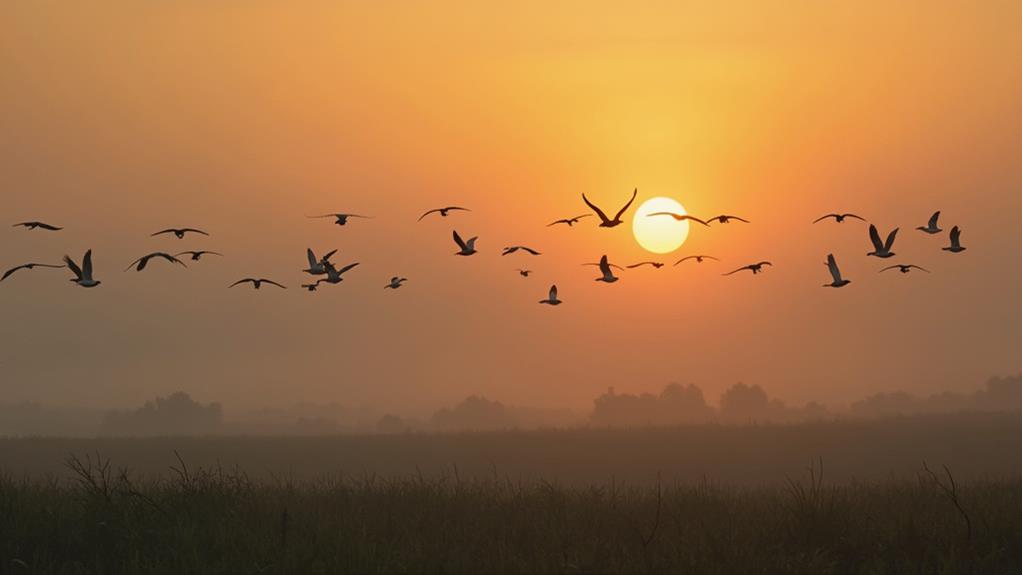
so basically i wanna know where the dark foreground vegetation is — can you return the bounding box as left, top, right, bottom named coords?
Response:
left=2, top=454, right=1021, bottom=574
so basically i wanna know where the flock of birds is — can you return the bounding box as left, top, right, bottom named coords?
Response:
left=3, top=190, right=968, bottom=304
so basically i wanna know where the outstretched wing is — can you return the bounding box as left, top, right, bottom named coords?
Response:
left=452, top=230, right=468, bottom=250
left=262, top=279, right=287, bottom=289
left=63, top=255, right=83, bottom=279
left=307, top=249, right=317, bottom=267
left=844, top=213, right=867, bottom=222
left=868, top=225, right=884, bottom=251
left=338, top=262, right=360, bottom=275
left=722, top=266, right=750, bottom=276
left=418, top=209, right=441, bottom=221
left=582, top=193, right=611, bottom=224
left=812, top=214, right=836, bottom=224
left=82, top=250, right=93, bottom=279
left=549, top=285, right=558, bottom=300
left=909, top=265, right=931, bottom=273
left=151, top=229, right=175, bottom=237
left=884, top=228, right=899, bottom=251
left=928, top=211, right=941, bottom=228
left=879, top=265, right=900, bottom=273
left=321, top=249, right=338, bottom=262
left=949, top=226, right=961, bottom=245
left=826, top=254, right=843, bottom=283
left=182, top=228, right=209, bottom=236
left=612, top=188, right=638, bottom=222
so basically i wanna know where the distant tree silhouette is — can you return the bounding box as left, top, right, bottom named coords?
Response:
left=431, top=396, right=516, bottom=431
left=377, top=414, right=415, bottom=434
left=592, top=383, right=715, bottom=426
left=719, top=382, right=772, bottom=422
left=101, top=392, right=222, bottom=436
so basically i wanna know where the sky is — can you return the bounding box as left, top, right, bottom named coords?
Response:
left=1, top=1, right=1020, bottom=417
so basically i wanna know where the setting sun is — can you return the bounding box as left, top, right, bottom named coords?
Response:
left=632, top=197, right=690, bottom=254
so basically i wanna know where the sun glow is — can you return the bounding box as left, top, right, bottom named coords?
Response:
left=632, top=197, right=690, bottom=254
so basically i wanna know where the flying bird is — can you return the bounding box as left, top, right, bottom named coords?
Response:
left=584, top=255, right=622, bottom=283
left=152, top=228, right=209, bottom=239
left=124, top=252, right=187, bottom=272
left=866, top=224, right=899, bottom=258
left=303, top=248, right=338, bottom=275
left=301, top=283, right=320, bottom=292
left=916, top=211, right=942, bottom=234
left=1, top=263, right=64, bottom=282
left=547, top=214, right=591, bottom=227
left=880, top=264, right=930, bottom=274
left=822, top=254, right=851, bottom=288
left=707, top=215, right=750, bottom=224
left=942, top=226, right=966, bottom=253
left=647, top=212, right=710, bottom=226
left=582, top=188, right=637, bottom=228
left=385, top=277, right=408, bottom=289
left=516, top=269, right=532, bottom=277
left=175, top=251, right=223, bottom=261
left=539, top=285, right=562, bottom=306
left=12, top=221, right=62, bottom=231
left=64, top=250, right=101, bottom=288
left=229, top=278, right=286, bottom=290
left=308, top=213, right=372, bottom=226
left=723, top=262, right=772, bottom=276
left=419, top=206, right=470, bottom=221
left=813, top=213, right=866, bottom=224
left=319, top=261, right=360, bottom=285
left=502, top=246, right=541, bottom=256
left=674, top=255, right=719, bottom=266
left=627, top=261, right=664, bottom=269
left=452, top=230, right=478, bottom=256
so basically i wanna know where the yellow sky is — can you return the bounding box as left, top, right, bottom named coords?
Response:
left=1, top=1, right=1020, bottom=414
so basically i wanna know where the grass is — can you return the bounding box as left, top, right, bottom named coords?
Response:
left=2, top=453, right=1022, bottom=573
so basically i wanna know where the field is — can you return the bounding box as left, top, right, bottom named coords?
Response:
left=3, top=413, right=1022, bottom=573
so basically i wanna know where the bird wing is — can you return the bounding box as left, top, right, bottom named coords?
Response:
left=307, top=249, right=318, bottom=267
left=546, top=219, right=569, bottom=227
left=181, top=228, right=209, bottom=236
left=1, top=265, right=29, bottom=281
left=520, top=247, right=541, bottom=255
left=582, top=193, right=611, bottom=224
left=723, top=266, right=750, bottom=276
left=878, top=265, right=900, bottom=273
left=466, top=237, right=478, bottom=249
left=338, top=262, right=360, bottom=275
left=826, top=254, right=842, bottom=283
left=757, top=261, right=773, bottom=267
left=34, top=222, right=62, bottom=230
left=63, top=255, right=83, bottom=279
left=868, top=225, right=884, bottom=251
left=262, top=279, right=287, bottom=289
left=502, top=247, right=518, bottom=255
left=909, top=265, right=931, bottom=273
left=160, top=253, right=187, bottom=266
left=845, top=214, right=867, bottom=222
left=812, top=214, right=836, bottom=224
left=884, top=228, right=899, bottom=251
left=674, top=256, right=693, bottom=265
left=151, top=229, right=175, bottom=237
left=229, top=278, right=253, bottom=288
left=598, top=255, right=610, bottom=275
left=549, top=285, right=558, bottom=300
left=722, top=215, right=750, bottom=223
left=124, top=257, right=146, bottom=272
left=418, top=209, right=441, bottom=221
left=307, top=214, right=338, bottom=219
left=627, top=262, right=651, bottom=269
left=612, top=188, right=638, bottom=222
left=949, top=226, right=961, bottom=245
left=82, top=250, right=94, bottom=279
left=452, top=230, right=468, bottom=250
left=928, top=211, right=941, bottom=228
left=321, top=249, right=338, bottom=262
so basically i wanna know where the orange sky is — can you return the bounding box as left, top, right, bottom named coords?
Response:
left=2, top=1, right=1021, bottom=415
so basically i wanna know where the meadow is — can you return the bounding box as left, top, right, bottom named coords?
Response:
left=3, top=413, right=1022, bottom=573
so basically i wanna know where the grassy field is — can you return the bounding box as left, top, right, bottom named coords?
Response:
left=4, top=414, right=1022, bottom=573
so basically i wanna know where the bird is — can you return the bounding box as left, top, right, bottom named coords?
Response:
left=880, top=264, right=930, bottom=274
left=723, top=262, right=772, bottom=276
left=942, top=226, right=966, bottom=253
left=539, top=285, right=562, bottom=305
left=916, top=211, right=942, bottom=234
left=175, top=251, right=223, bottom=261
left=674, top=255, right=719, bottom=266
left=64, top=250, right=101, bottom=288
left=707, top=215, right=750, bottom=224
left=584, top=255, right=622, bottom=283
left=152, top=228, right=209, bottom=239
left=229, top=278, right=286, bottom=290
left=12, top=221, right=62, bottom=231
left=301, top=283, right=320, bottom=292
left=308, top=213, right=373, bottom=226
left=1, top=263, right=64, bottom=282
left=452, top=230, right=478, bottom=256
left=867, top=224, right=899, bottom=258
left=627, top=261, right=664, bottom=269
left=502, top=246, right=541, bottom=256
left=646, top=212, right=710, bottom=226
left=419, top=206, right=470, bottom=221
left=547, top=214, right=591, bottom=227
left=124, top=252, right=187, bottom=272
left=516, top=269, right=532, bottom=277
left=319, top=261, right=360, bottom=285
left=582, top=188, right=637, bottom=228
left=303, top=248, right=338, bottom=275
left=813, top=213, right=866, bottom=224
left=822, top=254, right=851, bottom=288
left=385, top=277, right=408, bottom=289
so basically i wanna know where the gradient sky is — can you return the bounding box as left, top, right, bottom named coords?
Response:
left=2, top=1, right=1020, bottom=417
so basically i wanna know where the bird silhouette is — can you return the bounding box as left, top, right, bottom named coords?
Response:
left=707, top=215, right=750, bottom=224
left=582, top=188, right=637, bottom=228
left=539, top=285, right=562, bottom=305
left=12, top=221, right=62, bottom=231
left=229, top=278, right=286, bottom=290
left=547, top=214, right=591, bottom=227
left=385, top=277, right=408, bottom=289
left=308, top=213, right=372, bottom=226
left=125, top=252, right=187, bottom=272
left=880, top=264, right=930, bottom=274
left=301, top=283, right=320, bottom=291
left=152, top=228, right=209, bottom=239
left=419, top=206, right=470, bottom=221
left=813, top=213, right=866, bottom=224
left=319, top=261, right=360, bottom=285
left=303, top=248, right=338, bottom=275
left=452, top=230, right=478, bottom=256
left=916, top=211, right=942, bottom=234
left=674, top=255, right=719, bottom=266
left=585, top=255, right=622, bottom=283
left=502, top=246, right=541, bottom=256
left=1, top=263, right=64, bottom=282
left=64, top=250, right=101, bottom=287
left=867, top=224, right=899, bottom=258
left=942, top=226, right=966, bottom=253
left=723, top=262, right=772, bottom=276
left=822, top=254, right=851, bottom=288
left=516, top=269, right=532, bottom=277
left=627, top=261, right=664, bottom=269
left=175, top=251, right=223, bottom=261
left=647, top=212, right=710, bottom=226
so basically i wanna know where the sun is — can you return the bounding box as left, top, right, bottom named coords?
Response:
left=632, top=197, right=690, bottom=254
